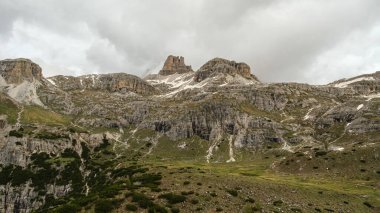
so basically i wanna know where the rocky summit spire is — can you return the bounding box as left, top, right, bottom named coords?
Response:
left=159, top=55, right=193, bottom=75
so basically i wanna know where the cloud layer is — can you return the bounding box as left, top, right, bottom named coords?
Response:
left=0, top=0, right=379, bottom=84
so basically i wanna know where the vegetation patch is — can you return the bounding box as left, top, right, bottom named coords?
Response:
left=158, top=193, right=186, bottom=204
left=22, top=106, right=71, bottom=126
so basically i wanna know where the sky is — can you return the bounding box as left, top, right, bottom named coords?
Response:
left=0, top=0, right=380, bottom=84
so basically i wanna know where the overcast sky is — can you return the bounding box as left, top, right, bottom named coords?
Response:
left=0, top=0, right=379, bottom=84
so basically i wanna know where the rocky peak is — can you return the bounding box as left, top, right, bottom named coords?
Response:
left=0, top=58, right=43, bottom=84
left=159, top=55, right=193, bottom=75
left=48, top=73, right=158, bottom=96
left=194, top=58, right=258, bottom=82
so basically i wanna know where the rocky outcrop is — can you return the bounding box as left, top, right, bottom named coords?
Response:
left=48, top=73, right=158, bottom=95
left=0, top=59, right=43, bottom=84
left=159, top=55, right=193, bottom=75
left=194, top=58, right=259, bottom=82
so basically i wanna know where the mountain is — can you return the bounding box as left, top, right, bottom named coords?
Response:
left=144, top=56, right=260, bottom=97
left=0, top=57, right=379, bottom=212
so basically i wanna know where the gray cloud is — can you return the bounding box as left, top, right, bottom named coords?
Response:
left=0, top=0, right=379, bottom=84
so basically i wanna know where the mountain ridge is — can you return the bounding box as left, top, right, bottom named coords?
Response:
left=0, top=56, right=379, bottom=212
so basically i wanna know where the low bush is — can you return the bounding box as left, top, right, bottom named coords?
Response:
left=95, top=199, right=119, bottom=213
left=273, top=200, right=283, bottom=206
left=226, top=189, right=238, bottom=197
left=159, top=193, right=186, bottom=204
left=9, top=130, right=23, bottom=138
left=126, top=203, right=138, bottom=211
left=190, top=199, right=199, bottom=204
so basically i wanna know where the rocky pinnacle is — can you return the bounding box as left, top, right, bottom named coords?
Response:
left=159, top=55, right=193, bottom=75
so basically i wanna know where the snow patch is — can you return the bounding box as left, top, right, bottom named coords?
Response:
left=303, top=105, right=321, bottom=120
left=206, top=140, right=220, bottom=163
left=333, top=77, right=375, bottom=88
left=15, top=106, right=24, bottom=128
left=281, top=140, right=294, bottom=153
left=47, top=79, right=56, bottom=86
left=91, top=75, right=96, bottom=86
left=226, top=135, right=236, bottom=163
left=150, top=72, right=258, bottom=98
left=304, top=107, right=314, bottom=120
left=178, top=142, right=187, bottom=149
left=130, top=128, right=138, bottom=134
left=357, top=104, right=364, bottom=110
left=329, top=146, right=344, bottom=152
left=363, top=93, right=380, bottom=101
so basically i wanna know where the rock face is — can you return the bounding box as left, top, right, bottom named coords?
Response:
left=0, top=59, right=43, bottom=84
left=48, top=73, right=158, bottom=95
left=194, top=58, right=258, bottom=82
left=159, top=55, right=193, bottom=75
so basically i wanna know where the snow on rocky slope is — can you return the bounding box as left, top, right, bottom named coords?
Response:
left=145, top=56, right=260, bottom=97
left=331, top=71, right=379, bottom=88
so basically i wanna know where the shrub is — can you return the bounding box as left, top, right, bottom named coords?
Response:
left=159, top=193, right=186, bottom=204
left=95, top=199, right=121, bottom=213
left=183, top=181, right=190, bottom=185
left=190, top=199, right=199, bottom=204
left=245, top=197, right=255, bottom=203
left=35, top=131, right=68, bottom=140
left=170, top=207, right=180, bottom=213
left=61, top=148, right=80, bottom=159
left=291, top=207, right=302, bottom=212
left=363, top=201, right=374, bottom=208
left=132, top=173, right=162, bottom=187
left=243, top=204, right=262, bottom=213
left=99, top=184, right=123, bottom=198
left=273, top=200, right=283, bottom=206
left=126, top=204, right=138, bottom=211
left=10, top=166, right=33, bottom=186
left=181, top=191, right=194, bottom=196
left=54, top=204, right=80, bottom=213
left=81, top=142, right=90, bottom=160
left=226, top=189, right=238, bottom=197
left=131, top=193, right=154, bottom=209
left=148, top=204, right=168, bottom=213
left=9, top=130, right=23, bottom=138
left=95, top=200, right=113, bottom=213
left=315, top=151, right=327, bottom=157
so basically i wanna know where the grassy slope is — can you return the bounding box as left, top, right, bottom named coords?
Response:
left=0, top=93, right=18, bottom=124
left=21, top=105, right=71, bottom=126
left=110, top=134, right=380, bottom=212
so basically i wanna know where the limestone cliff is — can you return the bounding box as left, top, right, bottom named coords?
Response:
left=194, top=58, right=259, bottom=82
left=0, top=59, right=43, bottom=84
